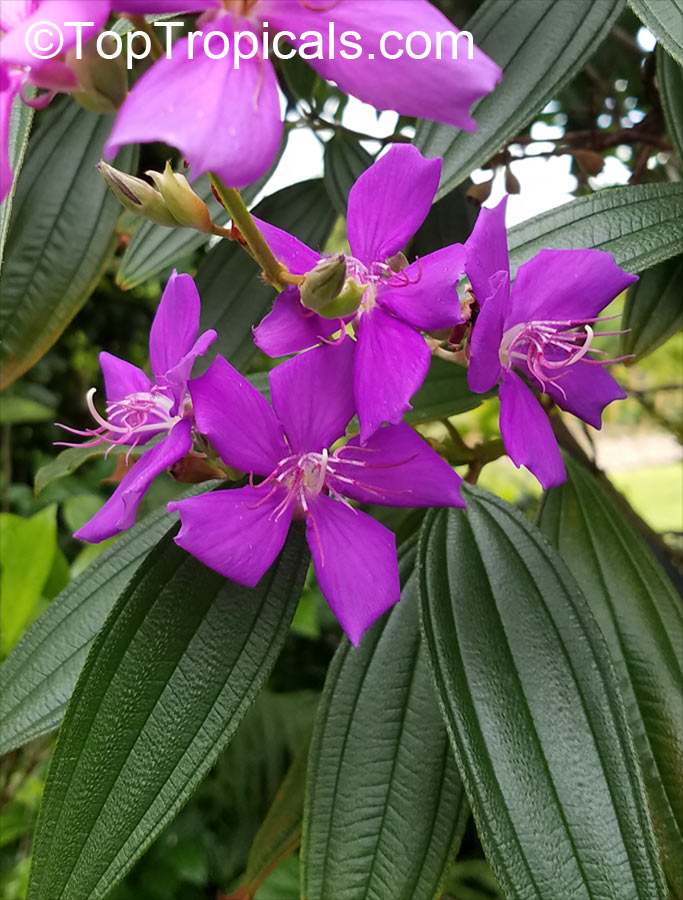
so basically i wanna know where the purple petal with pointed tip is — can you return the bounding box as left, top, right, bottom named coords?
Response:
left=508, top=249, right=639, bottom=328
left=264, top=0, right=501, bottom=133
left=190, top=355, right=287, bottom=476
left=74, top=418, right=192, bottom=543
left=467, top=269, right=509, bottom=394
left=99, top=351, right=152, bottom=404
left=149, top=270, right=201, bottom=378
left=169, top=484, right=292, bottom=587
left=527, top=359, right=626, bottom=430
left=498, top=371, right=565, bottom=490
left=253, top=288, right=340, bottom=358
left=378, top=243, right=466, bottom=331
left=464, top=197, right=509, bottom=306
left=251, top=217, right=322, bottom=275
left=306, top=494, right=400, bottom=646
left=106, top=19, right=282, bottom=188
left=354, top=307, right=430, bottom=443
left=346, top=145, right=441, bottom=264
left=332, top=422, right=465, bottom=509
left=269, top=341, right=356, bottom=453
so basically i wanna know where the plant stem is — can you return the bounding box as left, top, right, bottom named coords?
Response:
left=209, top=174, right=286, bottom=288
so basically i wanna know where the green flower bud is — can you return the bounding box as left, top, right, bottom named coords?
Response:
left=69, top=36, right=127, bottom=115
left=316, top=278, right=365, bottom=319
left=147, top=161, right=213, bottom=233
left=97, top=160, right=179, bottom=227
left=300, top=255, right=348, bottom=312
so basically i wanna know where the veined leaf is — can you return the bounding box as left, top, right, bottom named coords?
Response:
left=323, top=132, right=373, bottom=215
left=507, top=182, right=683, bottom=276
left=629, top=0, right=683, bottom=64
left=0, top=98, right=137, bottom=388
left=0, top=485, right=219, bottom=754
left=658, top=46, right=683, bottom=160
left=0, top=91, right=35, bottom=268
left=538, top=457, right=683, bottom=895
left=419, top=490, right=666, bottom=900
left=620, top=254, right=683, bottom=362
left=27, top=523, right=308, bottom=900
left=302, top=540, right=467, bottom=900
left=196, top=179, right=336, bottom=370
left=416, top=0, right=624, bottom=199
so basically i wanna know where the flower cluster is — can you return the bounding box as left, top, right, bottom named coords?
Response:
left=61, top=144, right=636, bottom=645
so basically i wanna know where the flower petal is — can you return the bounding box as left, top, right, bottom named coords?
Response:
left=190, top=355, right=287, bottom=476
left=378, top=243, right=466, bottom=331
left=346, top=144, right=441, bottom=264
left=306, top=494, right=400, bottom=646
left=531, top=360, right=626, bottom=430
left=266, top=0, right=501, bottom=133
left=269, top=340, right=356, bottom=453
left=251, top=217, right=322, bottom=275
left=118, top=1, right=215, bottom=11
left=498, top=371, right=565, bottom=490
left=0, top=1, right=109, bottom=68
left=74, top=418, right=192, bottom=543
left=331, top=422, right=465, bottom=508
left=253, top=288, right=340, bottom=357
left=149, top=270, right=201, bottom=379
left=354, top=307, right=430, bottom=443
left=464, top=196, right=509, bottom=305
left=467, top=269, right=509, bottom=394
left=508, top=249, right=639, bottom=327
left=99, top=351, right=152, bottom=404
left=0, top=70, right=22, bottom=202
left=105, top=19, right=282, bottom=188
left=169, top=484, right=292, bottom=587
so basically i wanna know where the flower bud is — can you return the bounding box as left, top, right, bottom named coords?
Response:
left=68, top=36, right=127, bottom=114
left=316, top=278, right=366, bottom=319
left=300, top=255, right=348, bottom=312
left=98, top=160, right=179, bottom=227
left=147, top=161, right=213, bottom=233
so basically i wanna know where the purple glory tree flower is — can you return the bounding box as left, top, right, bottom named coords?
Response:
left=464, top=197, right=638, bottom=489
left=58, top=271, right=216, bottom=543
left=104, top=0, right=501, bottom=188
left=168, top=340, right=465, bottom=645
left=253, top=143, right=468, bottom=442
left=0, top=0, right=112, bottom=199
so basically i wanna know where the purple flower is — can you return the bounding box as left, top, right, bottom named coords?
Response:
left=59, top=271, right=216, bottom=543
left=464, top=197, right=638, bottom=489
left=168, top=340, right=464, bottom=645
left=105, top=0, right=501, bottom=188
left=254, top=144, right=468, bottom=442
left=0, top=0, right=111, bottom=199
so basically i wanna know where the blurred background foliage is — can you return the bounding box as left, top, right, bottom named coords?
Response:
left=0, top=1, right=681, bottom=898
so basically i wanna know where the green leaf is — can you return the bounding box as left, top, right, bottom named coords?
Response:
left=407, top=356, right=487, bottom=423
left=620, top=254, right=683, bottom=361
left=196, top=179, right=336, bottom=370
left=629, top=0, right=683, bottom=64
left=0, top=91, right=35, bottom=269
left=27, top=523, right=309, bottom=900
left=658, top=46, right=683, bottom=160
left=537, top=457, right=683, bottom=896
left=0, top=393, right=54, bottom=425
left=507, top=182, right=683, bottom=276
left=419, top=490, right=667, bottom=900
left=416, top=0, right=624, bottom=199
left=34, top=445, right=126, bottom=497
left=0, top=506, right=58, bottom=657
left=0, top=487, right=218, bottom=755
left=302, top=540, right=468, bottom=900
left=116, top=163, right=276, bottom=291
left=0, top=98, right=137, bottom=389
left=323, top=133, right=373, bottom=215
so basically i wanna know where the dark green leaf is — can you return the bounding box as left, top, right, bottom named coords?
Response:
left=416, top=0, right=624, bottom=199
left=116, top=162, right=277, bottom=291
left=419, top=490, right=667, bottom=900
left=0, top=98, right=137, bottom=388
left=0, top=487, right=218, bottom=754
left=621, top=254, right=683, bottom=361
left=0, top=91, right=35, bottom=268
left=323, top=133, right=373, bottom=215
left=407, top=356, right=487, bottom=422
left=537, top=457, right=683, bottom=895
left=27, top=523, right=309, bottom=900
left=658, top=46, right=683, bottom=160
left=302, top=540, right=467, bottom=900
left=196, top=179, right=336, bottom=370
left=629, top=0, right=683, bottom=64
left=34, top=444, right=130, bottom=497
left=507, top=182, right=683, bottom=276
left=0, top=393, right=54, bottom=425
left=410, top=183, right=476, bottom=259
